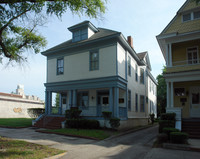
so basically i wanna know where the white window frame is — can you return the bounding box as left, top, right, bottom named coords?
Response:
left=186, top=46, right=199, bottom=65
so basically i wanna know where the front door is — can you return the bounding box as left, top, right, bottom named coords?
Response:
left=97, top=91, right=109, bottom=116
left=190, top=87, right=200, bottom=117
left=62, top=96, right=67, bottom=115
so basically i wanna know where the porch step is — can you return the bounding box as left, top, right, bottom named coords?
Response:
left=182, top=118, right=200, bottom=139
left=34, top=116, right=66, bottom=129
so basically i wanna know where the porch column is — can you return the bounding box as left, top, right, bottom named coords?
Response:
left=166, top=44, right=169, bottom=66
left=109, top=87, right=113, bottom=113
left=72, top=89, right=77, bottom=107
left=125, top=87, right=128, bottom=118
left=170, top=82, right=174, bottom=108
left=114, top=87, right=119, bottom=118
left=166, top=82, right=170, bottom=108
left=69, top=90, right=72, bottom=108
left=169, top=43, right=172, bottom=67
left=48, top=91, right=52, bottom=114
left=45, top=91, right=48, bottom=115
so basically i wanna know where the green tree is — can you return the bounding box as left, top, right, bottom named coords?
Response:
left=156, top=67, right=167, bottom=117
left=55, top=93, right=60, bottom=107
left=0, top=0, right=106, bottom=64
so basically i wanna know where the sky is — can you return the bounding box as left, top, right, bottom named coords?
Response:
left=0, top=0, right=186, bottom=100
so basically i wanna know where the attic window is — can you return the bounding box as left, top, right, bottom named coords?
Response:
left=194, top=11, right=200, bottom=19
left=73, top=29, right=87, bottom=42
left=183, top=13, right=191, bottom=22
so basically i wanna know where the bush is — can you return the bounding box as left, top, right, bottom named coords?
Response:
left=163, top=127, right=180, bottom=140
left=109, top=118, right=120, bottom=130
left=170, top=132, right=189, bottom=144
left=102, top=111, right=112, bottom=128
left=27, top=108, right=45, bottom=118
left=160, top=113, right=176, bottom=121
left=149, top=113, right=155, bottom=124
left=66, top=119, right=100, bottom=129
left=157, top=133, right=168, bottom=144
left=159, top=120, right=175, bottom=133
left=65, top=108, right=82, bottom=119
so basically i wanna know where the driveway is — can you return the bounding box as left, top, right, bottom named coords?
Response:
left=0, top=126, right=200, bottom=159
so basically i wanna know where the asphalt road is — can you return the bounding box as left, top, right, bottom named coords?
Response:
left=0, top=126, right=200, bottom=159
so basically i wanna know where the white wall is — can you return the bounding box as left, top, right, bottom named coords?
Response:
left=117, top=43, right=126, bottom=79
left=88, top=28, right=95, bottom=38
left=47, top=45, right=117, bottom=83
left=0, top=95, right=44, bottom=118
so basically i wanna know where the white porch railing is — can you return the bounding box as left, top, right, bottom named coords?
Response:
left=172, top=58, right=200, bottom=66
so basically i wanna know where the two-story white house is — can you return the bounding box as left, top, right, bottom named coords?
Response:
left=40, top=21, right=157, bottom=129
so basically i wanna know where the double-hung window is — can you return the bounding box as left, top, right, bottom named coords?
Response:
left=90, top=51, right=99, bottom=71
left=135, top=93, right=138, bottom=112
left=128, top=90, right=131, bottom=111
left=57, top=58, right=64, bottom=75
left=140, top=68, right=144, bottom=84
left=140, top=95, right=145, bottom=112
left=73, top=29, right=88, bottom=42
left=135, top=64, right=138, bottom=82
left=77, top=92, right=89, bottom=107
left=128, top=56, right=131, bottom=76
left=187, top=47, right=198, bottom=64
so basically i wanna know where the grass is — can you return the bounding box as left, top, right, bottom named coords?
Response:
left=0, top=118, right=33, bottom=127
left=44, top=128, right=117, bottom=140
left=0, top=136, right=65, bottom=159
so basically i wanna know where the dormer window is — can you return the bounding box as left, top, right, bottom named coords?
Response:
left=68, top=21, right=99, bottom=43
left=73, top=29, right=88, bottom=42
left=182, top=10, right=200, bottom=22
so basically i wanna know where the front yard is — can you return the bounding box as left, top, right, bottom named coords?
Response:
left=0, top=136, right=65, bottom=159
left=0, top=118, right=32, bottom=127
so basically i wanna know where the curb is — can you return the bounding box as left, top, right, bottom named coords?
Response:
left=0, top=125, right=31, bottom=129
left=36, top=130, right=100, bottom=140
left=105, top=124, right=158, bottom=141
left=163, top=143, right=200, bottom=152
left=44, top=152, right=67, bottom=159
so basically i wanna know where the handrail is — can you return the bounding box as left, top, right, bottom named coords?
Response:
left=172, top=58, right=200, bottom=66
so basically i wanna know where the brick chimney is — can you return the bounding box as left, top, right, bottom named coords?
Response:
left=127, top=36, right=133, bottom=48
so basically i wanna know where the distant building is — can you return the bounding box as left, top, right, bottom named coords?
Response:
left=0, top=85, right=44, bottom=118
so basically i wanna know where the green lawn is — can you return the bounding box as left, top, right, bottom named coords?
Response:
left=0, top=136, right=65, bottom=159
left=0, top=118, right=33, bottom=127
left=44, top=128, right=116, bottom=140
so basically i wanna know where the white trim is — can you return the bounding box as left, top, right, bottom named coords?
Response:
left=167, top=82, right=170, bottom=108
left=169, top=43, right=172, bottom=67
left=170, top=82, right=174, bottom=108
left=186, top=46, right=199, bottom=64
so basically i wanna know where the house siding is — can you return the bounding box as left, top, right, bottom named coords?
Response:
left=47, top=45, right=117, bottom=83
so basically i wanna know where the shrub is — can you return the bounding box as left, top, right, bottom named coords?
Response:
left=159, top=120, right=175, bottom=133
left=27, top=108, right=45, bottom=118
left=65, top=108, right=82, bottom=119
left=149, top=113, right=155, bottom=124
left=157, top=133, right=168, bottom=144
left=160, top=113, right=176, bottom=121
left=66, top=119, right=100, bottom=129
left=170, top=132, right=189, bottom=144
left=163, top=127, right=180, bottom=140
left=109, top=118, right=120, bottom=130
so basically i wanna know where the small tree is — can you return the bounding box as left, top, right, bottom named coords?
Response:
left=149, top=113, right=155, bottom=125
left=109, top=118, right=120, bottom=130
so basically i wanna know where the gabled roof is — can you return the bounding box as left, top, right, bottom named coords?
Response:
left=137, top=52, right=152, bottom=71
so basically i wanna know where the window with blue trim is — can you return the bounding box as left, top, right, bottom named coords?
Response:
left=57, top=58, right=64, bottom=75
left=135, top=93, right=138, bottom=112
left=135, top=64, right=138, bottom=82
left=128, top=90, right=131, bottom=111
left=128, top=56, right=131, bottom=76
left=140, top=68, right=144, bottom=84
left=140, top=95, right=145, bottom=112
left=77, top=91, right=89, bottom=108
left=90, top=51, right=99, bottom=71
left=73, top=29, right=87, bottom=42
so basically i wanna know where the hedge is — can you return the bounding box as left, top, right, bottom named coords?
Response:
left=159, top=120, right=175, bottom=133
left=160, top=113, right=176, bottom=121
left=66, top=119, right=100, bottom=129
left=170, top=132, right=189, bottom=144
left=163, top=127, right=180, bottom=140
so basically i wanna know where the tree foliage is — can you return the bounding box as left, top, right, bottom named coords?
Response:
left=156, top=67, right=167, bottom=117
left=0, top=0, right=106, bottom=64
